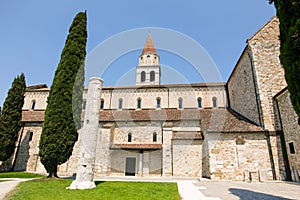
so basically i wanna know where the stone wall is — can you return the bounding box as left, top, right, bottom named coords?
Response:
left=113, top=121, right=162, bottom=144
left=172, top=139, right=202, bottom=177
left=110, top=149, right=140, bottom=176
left=11, top=122, right=80, bottom=176
left=247, top=17, right=287, bottom=180
left=248, top=17, right=286, bottom=131
left=148, top=150, right=162, bottom=175
left=13, top=123, right=46, bottom=173
left=22, top=83, right=227, bottom=112
left=207, top=132, right=273, bottom=181
left=227, top=49, right=261, bottom=125
left=275, top=90, right=300, bottom=182
left=23, top=90, right=48, bottom=110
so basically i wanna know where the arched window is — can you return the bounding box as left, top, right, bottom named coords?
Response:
left=137, top=98, right=142, bottom=109
left=82, top=100, right=86, bottom=110
left=141, top=71, right=146, bottom=82
left=212, top=97, right=217, bottom=108
left=128, top=133, right=132, bottom=142
left=153, top=132, right=157, bottom=142
left=197, top=97, right=202, bottom=108
left=178, top=98, right=183, bottom=109
left=156, top=97, right=161, bottom=108
left=31, top=100, right=36, bottom=110
left=150, top=71, right=155, bottom=82
left=100, top=99, right=104, bottom=109
left=118, top=98, right=123, bottom=109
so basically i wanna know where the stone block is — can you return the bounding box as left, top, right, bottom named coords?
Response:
left=250, top=171, right=259, bottom=182
left=258, top=170, right=267, bottom=182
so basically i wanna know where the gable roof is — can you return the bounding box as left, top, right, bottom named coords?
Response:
left=22, top=108, right=265, bottom=133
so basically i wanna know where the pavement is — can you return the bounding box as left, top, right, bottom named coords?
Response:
left=94, top=177, right=300, bottom=200
left=0, top=178, right=32, bottom=200
left=0, top=177, right=299, bottom=200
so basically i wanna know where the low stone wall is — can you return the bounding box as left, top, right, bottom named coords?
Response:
left=207, top=132, right=273, bottom=181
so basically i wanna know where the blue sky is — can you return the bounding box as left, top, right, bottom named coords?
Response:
left=0, top=1, right=276, bottom=106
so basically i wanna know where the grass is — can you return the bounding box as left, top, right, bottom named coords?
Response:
left=5, top=179, right=180, bottom=200
left=0, top=172, right=45, bottom=178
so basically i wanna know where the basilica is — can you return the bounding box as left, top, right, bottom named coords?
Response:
left=3, top=17, right=299, bottom=182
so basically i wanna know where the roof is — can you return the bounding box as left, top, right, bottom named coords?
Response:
left=110, top=143, right=162, bottom=150
left=141, top=34, right=157, bottom=55
left=22, top=108, right=265, bottom=133
left=172, top=131, right=203, bottom=140
left=26, top=84, right=49, bottom=91
left=21, top=110, right=45, bottom=122
left=247, top=16, right=278, bottom=42
left=273, top=87, right=288, bottom=100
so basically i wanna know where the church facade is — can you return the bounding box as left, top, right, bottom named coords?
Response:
left=3, top=17, right=300, bottom=182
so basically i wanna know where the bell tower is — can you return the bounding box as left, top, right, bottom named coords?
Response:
left=136, top=34, right=161, bottom=86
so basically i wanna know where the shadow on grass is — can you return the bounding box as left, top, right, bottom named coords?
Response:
left=229, top=188, right=293, bottom=200
left=95, top=181, right=105, bottom=186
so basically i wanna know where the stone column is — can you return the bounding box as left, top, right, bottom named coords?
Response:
left=138, top=151, right=143, bottom=176
left=68, top=77, right=104, bottom=190
left=162, top=122, right=173, bottom=177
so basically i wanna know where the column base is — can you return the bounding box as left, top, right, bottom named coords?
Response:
left=67, top=180, right=96, bottom=190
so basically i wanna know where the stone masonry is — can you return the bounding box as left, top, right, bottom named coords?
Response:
left=275, top=89, right=300, bottom=182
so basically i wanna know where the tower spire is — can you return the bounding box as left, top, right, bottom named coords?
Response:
left=136, top=34, right=161, bottom=86
left=142, top=34, right=157, bottom=55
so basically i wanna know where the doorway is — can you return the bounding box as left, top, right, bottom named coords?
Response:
left=125, top=157, right=136, bottom=176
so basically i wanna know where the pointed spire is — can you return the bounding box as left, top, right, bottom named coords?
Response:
left=142, top=34, right=157, bottom=55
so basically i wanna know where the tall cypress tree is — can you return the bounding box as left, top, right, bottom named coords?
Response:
left=39, top=11, right=87, bottom=177
left=269, top=0, right=300, bottom=123
left=0, top=73, right=26, bottom=162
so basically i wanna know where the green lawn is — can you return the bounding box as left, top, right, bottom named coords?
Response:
left=5, top=179, right=180, bottom=200
left=0, top=172, right=45, bottom=178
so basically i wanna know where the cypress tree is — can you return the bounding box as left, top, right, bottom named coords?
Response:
left=269, top=0, right=300, bottom=123
left=39, top=11, right=87, bottom=177
left=0, top=73, right=26, bottom=162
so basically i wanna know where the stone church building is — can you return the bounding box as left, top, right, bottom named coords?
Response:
left=3, top=17, right=299, bottom=182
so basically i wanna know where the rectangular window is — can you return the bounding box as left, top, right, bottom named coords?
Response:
left=178, top=99, right=183, bottom=109
left=119, top=99, right=123, bottom=109
left=157, top=98, right=161, bottom=108
left=137, top=99, right=141, bottom=109
left=100, top=100, right=104, bottom=109
left=82, top=100, right=86, bottom=110
left=288, top=142, right=295, bottom=154
left=28, top=131, right=33, bottom=142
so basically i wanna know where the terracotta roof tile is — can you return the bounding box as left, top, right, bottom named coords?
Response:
left=173, top=131, right=203, bottom=140
left=22, top=108, right=265, bottom=133
left=22, top=110, right=45, bottom=122
left=99, top=108, right=265, bottom=133
left=110, top=143, right=162, bottom=150
left=142, top=34, right=157, bottom=55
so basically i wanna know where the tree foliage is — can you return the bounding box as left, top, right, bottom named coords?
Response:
left=39, top=11, right=87, bottom=177
left=0, top=73, right=26, bottom=161
left=269, top=0, right=300, bottom=123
